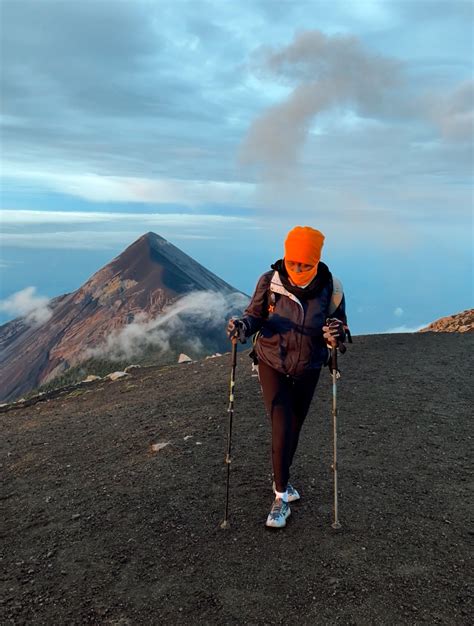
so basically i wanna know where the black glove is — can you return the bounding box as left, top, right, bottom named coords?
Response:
left=226, top=317, right=248, bottom=344
left=323, top=318, right=346, bottom=348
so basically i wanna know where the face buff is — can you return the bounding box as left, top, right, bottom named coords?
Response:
left=284, top=226, right=325, bottom=287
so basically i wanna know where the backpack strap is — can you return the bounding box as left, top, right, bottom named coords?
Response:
left=249, top=274, right=278, bottom=366
left=270, top=270, right=344, bottom=316
left=328, top=276, right=343, bottom=316
left=269, top=271, right=304, bottom=312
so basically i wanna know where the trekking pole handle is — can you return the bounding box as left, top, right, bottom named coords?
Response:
left=228, top=338, right=237, bottom=409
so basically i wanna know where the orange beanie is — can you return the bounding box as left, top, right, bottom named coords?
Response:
left=284, top=226, right=325, bottom=265
left=284, top=226, right=325, bottom=286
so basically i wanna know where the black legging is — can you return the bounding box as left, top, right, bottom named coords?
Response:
left=258, top=360, right=321, bottom=493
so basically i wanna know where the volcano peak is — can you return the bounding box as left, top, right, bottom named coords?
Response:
left=0, top=233, right=242, bottom=402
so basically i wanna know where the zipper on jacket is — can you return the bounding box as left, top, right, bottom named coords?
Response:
left=270, top=271, right=306, bottom=376
left=294, top=300, right=306, bottom=375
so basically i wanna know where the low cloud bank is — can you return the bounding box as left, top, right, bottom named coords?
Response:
left=86, top=290, right=249, bottom=361
left=385, top=323, right=428, bottom=334
left=0, top=286, right=53, bottom=326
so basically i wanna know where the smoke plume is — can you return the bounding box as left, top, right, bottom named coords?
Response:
left=430, top=79, right=474, bottom=142
left=240, top=30, right=402, bottom=184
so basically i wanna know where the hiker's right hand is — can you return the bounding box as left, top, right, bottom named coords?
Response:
left=226, top=318, right=247, bottom=344
left=323, top=318, right=346, bottom=347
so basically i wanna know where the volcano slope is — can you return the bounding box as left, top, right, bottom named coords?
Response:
left=1, top=333, right=472, bottom=625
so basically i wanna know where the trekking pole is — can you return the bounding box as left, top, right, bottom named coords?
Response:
left=220, top=337, right=238, bottom=529
left=331, top=345, right=342, bottom=530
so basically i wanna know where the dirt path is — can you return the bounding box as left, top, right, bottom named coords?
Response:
left=1, top=333, right=473, bottom=624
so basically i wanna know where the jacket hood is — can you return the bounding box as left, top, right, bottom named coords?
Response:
left=270, top=259, right=331, bottom=300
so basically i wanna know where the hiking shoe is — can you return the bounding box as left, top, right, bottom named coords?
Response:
left=272, top=481, right=301, bottom=503
left=265, top=498, right=291, bottom=528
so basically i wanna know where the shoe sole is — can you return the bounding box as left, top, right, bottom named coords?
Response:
left=265, top=508, right=291, bottom=529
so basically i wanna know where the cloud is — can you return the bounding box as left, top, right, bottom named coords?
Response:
left=394, top=307, right=404, bottom=317
left=0, top=0, right=250, bottom=188
left=0, top=287, right=53, bottom=326
left=384, top=323, right=428, bottom=333
left=86, top=290, right=249, bottom=361
left=0, top=232, right=152, bottom=251
left=1, top=209, right=255, bottom=227
left=1, top=2, right=472, bottom=239
left=0, top=231, right=227, bottom=251
left=0, top=210, right=261, bottom=250
left=1, top=171, right=256, bottom=206
left=1, top=0, right=160, bottom=119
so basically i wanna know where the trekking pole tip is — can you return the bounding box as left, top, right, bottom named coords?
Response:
left=331, top=521, right=342, bottom=531
left=220, top=519, right=230, bottom=530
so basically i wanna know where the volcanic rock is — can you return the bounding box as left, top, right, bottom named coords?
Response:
left=105, top=372, right=129, bottom=381
left=178, top=354, right=193, bottom=364
left=1, top=333, right=472, bottom=624
left=124, top=365, right=141, bottom=372
left=83, top=375, right=102, bottom=383
left=151, top=442, right=170, bottom=452
left=418, top=308, right=474, bottom=333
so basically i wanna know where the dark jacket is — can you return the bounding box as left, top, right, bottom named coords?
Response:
left=242, top=260, right=346, bottom=377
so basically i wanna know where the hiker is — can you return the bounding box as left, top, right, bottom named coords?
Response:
left=227, top=226, right=347, bottom=528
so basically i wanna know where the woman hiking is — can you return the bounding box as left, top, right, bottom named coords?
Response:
left=227, top=226, right=348, bottom=528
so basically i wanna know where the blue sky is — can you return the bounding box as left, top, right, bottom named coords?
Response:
left=1, top=0, right=472, bottom=334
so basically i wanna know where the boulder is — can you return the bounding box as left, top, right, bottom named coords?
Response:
left=83, top=375, right=101, bottom=383
left=178, top=353, right=193, bottom=363
left=124, top=364, right=141, bottom=373
left=106, top=371, right=130, bottom=381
